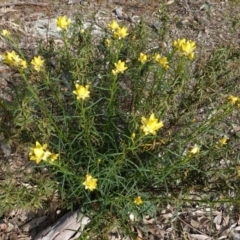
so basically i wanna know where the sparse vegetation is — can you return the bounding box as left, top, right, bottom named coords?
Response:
left=0, top=1, right=240, bottom=239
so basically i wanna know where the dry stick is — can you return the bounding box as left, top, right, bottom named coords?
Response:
left=178, top=216, right=209, bottom=236
left=0, top=3, right=48, bottom=8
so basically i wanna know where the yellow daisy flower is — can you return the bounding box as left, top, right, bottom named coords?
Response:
left=108, top=20, right=120, bottom=31
left=219, top=136, right=228, bottom=146
left=140, top=113, right=163, bottom=135
left=31, top=56, right=44, bottom=72
left=56, top=16, right=71, bottom=30
left=3, top=51, right=21, bottom=67
left=1, top=29, right=10, bottom=37
left=29, top=141, right=50, bottom=164
left=105, top=38, right=111, bottom=48
left=114, top=27, right=129, bottom=39
left=227, top=95, right=240, bottom=105
left=134, top=196, right=143, bottom=205
left=112, top=60, right=128, bottom=75
left=50, top=153, right=59, bottom=162
left=73, top=84, right=90, bottom=100
left=173, top=38, right=196, bottom=60
left=158, top=56, right=169, bottom=69
left=138, top=53, right=148, bottom=64
left=188, top=144, right=200, bottom=155
left=2, top=51, right=27, bottom=69
left=83, top=174, right=97, bottom=191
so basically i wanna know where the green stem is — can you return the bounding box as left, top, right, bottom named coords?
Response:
left=20, top=71, right=67, bottom=141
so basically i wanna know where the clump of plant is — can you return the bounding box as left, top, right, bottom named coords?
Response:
left=1, top=14, right=240, bottom=238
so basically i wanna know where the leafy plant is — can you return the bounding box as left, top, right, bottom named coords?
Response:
left=1, top=14, right=240, bottom=238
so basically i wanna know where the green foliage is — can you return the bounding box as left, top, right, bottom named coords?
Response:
left=1, top=14, right=240, bottom=238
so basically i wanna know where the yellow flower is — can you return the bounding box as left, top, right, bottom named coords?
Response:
left=3, top=51, right=21, bottom=67
left=2, top=51, right=13, bottom=66
left=153, top=54, right=169, bottom=69
left=20, top=60, right=27, bottom=69
left=29, top=141, right=50, bottom=164
left=73, top=84, right=90, bottom=100
left=2, top=51, right=27, bottom=69
left=218, top=136, right=228, bottom=147
left=56, top=16, right=71, bottom=30
left=105, top=38, right=111, bottom=48
left=153, top=53, right=161, bottom=62
left=1, top=29, right=10, bottom=37
left=134, top=196, right=143, bottom=205
left=227, top=95, right=240, bottom=105
left=173, top=38, right=196, bottom=60
left=50, top=153, right=59, bottom=161
left=138, top=53, right=148, bottom=64
left=114, top=27, right=129, bottom=39
left=31, top=56, right=44, bottom=72
left=83, top=174, right=97, bottom=191
left=108, top=20, right=128, bottom=39
left=131, top=133, right=136, bottom=140
left=173, top=38, right=184, bottom=48
left=112, top=60, right=128, bottom=75
left=108, top=20, right=119, bottom=31
left=140, top=113, right=164, bottom=135
left=158, top=56, right=169, bottom=69
left=188, top=144, right=200, bottom=155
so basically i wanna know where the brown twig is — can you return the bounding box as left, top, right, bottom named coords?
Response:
left=178, top=216, right=208, bottom=236
left=0, top=2, right=48, bottom=8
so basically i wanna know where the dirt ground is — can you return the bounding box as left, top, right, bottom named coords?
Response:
left=0, top=0, right=240, bottom=239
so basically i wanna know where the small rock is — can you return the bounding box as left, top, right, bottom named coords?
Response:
left=114, top=7, right=123, bottom=19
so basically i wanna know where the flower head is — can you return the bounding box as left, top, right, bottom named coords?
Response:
left=73, top=84, right=90, bottom=100
left=19, top=60, right=27, bottom=69
left=153, top=54, right=169, bottom=69
left=31, top=56, right=44, bottom=72
left=2, top=50, right=27, bottom=69
left=3, top=51, right=20, bottom=66
left=114, top=27, right=129, bottom=39
left=108, top=20, right=119, bottom=31
left=83, top=174, right=97, bottom=191
left=112, top=60, right=128, bottom=75
left=188, top=144, right=200, bottom=155
left=158, top=56, right=169, bottom=69
left=140, top=113, right=163, bottom=135
left=29, top=141, right=50, bottom=164
left=217, top=136, right=228, bottom=147
left=173, top=38, right=196, bottom=60
left=138, top=53, right=148, bottom=64
left=29, top=142, right=58, bottom=164
left=105, top=38, right=111, bottom=48
left=1, top=29, right=10, bottom=37
left=134, top=196, right=143, bottom=205
left=50, top=153, right=59, bottom=161
left=227, top=95, right=240, bottom=105
left=131, top=133, right=136, bottom=140
left=153, top=53, right=161, bottom=62
left=56, top=16, right=71, bottom=30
